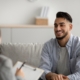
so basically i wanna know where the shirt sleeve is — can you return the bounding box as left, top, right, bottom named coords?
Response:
left=16, top=76, right=25, bottom=80
left=39, top=43, right=52, bottom=80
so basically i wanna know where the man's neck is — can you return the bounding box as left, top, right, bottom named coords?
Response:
left=57, top=34, right=70, bottom=47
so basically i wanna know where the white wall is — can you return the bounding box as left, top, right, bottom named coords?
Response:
left=0, top=0, right=55, bottom=25
left=0, top=0, right=80, bottom=43
left=1, top=28, right=54, bottom=43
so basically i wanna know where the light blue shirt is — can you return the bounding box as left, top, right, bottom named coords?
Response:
left=39, top=34, right=80, bottom=80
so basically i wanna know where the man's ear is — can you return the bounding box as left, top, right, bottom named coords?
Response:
left=69, top=23, right=73, bottom=30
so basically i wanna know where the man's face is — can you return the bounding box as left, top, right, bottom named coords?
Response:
left=54, top=18, right=72, bottom=40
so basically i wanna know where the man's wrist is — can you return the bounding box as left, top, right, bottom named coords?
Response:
left=45, top=72, right=57, bottom=80
left=45, top=72, right=53, bottom=80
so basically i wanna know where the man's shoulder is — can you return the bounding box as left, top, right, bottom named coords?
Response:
left=71, top=35, right=80, bottom=48
left=72, top=35, right=80, bottom=42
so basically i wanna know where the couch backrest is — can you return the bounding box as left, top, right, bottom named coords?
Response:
left=0, top=43, right=43, bottom=67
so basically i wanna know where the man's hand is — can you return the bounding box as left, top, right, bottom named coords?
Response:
left=62, top=75, right=69, bottom=80
left=15, top=68, right=25, bottom=78
left=45, top=72, right=63, bottom=80
left=45, top=72, right=69, bottom=80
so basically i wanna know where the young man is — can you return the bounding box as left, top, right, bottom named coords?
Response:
left=39, top=12, right=80, bottom=80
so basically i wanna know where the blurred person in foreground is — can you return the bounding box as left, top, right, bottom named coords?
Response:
left=0, top=54, right=25, bottom=80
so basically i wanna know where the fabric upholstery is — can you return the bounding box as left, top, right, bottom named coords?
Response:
left=0, top=43, right=43, bottom=67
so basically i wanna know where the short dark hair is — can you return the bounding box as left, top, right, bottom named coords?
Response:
left=56, top=11, right=72, bottom=23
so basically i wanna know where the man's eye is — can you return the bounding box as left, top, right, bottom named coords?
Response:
left=54, top=25, right=58, bottom=27
left=60, top=25, right=64, bottom=27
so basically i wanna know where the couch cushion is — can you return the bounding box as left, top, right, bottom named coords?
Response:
left=0, top=43, right=43, bottom=67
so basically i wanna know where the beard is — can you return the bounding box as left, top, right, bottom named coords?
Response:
left=56, top=32, right=68, bottom=40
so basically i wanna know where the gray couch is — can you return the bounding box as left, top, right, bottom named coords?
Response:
left=0, top=43, right=43, bottom=67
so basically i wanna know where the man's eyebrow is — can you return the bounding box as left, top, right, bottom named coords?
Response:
left=59, top=22, right=65, bottom=24
left=54, top=22, right=65, bottom=25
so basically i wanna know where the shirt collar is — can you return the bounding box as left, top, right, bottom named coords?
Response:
left=66, top=34, right=73, bottom=47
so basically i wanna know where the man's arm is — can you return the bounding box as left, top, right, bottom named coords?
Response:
left=39, top=43, right=52, bottom=80
left=46, top=72, right=69, bottom=80
left=67, top=56, right=80, bottom=80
